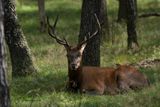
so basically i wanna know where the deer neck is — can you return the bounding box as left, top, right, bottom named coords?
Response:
left=68, top=65, right=82, bottom=81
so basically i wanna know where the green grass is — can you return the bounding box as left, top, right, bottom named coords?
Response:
left=11, top=0, right=160, bottom=106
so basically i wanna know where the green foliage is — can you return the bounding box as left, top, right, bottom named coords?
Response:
left=11, top=0, right=160, bottom=106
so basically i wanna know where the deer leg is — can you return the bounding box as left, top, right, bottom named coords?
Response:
left=105, top=86, right=118, bottom=95
left=118, top=81, right=131, bottom=93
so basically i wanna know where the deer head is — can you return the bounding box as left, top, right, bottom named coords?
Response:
left=47, top=14, right=100, bottom=71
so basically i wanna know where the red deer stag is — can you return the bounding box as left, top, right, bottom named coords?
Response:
left=47, top=14, right=149, bottom=95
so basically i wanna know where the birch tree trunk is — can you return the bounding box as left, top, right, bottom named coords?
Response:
left=0, top=0, right=11, bottom=106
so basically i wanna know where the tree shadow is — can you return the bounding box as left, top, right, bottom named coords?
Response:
left=17, top=7, right=81, bottom=46
left=11, top=69, right=68, bottom=97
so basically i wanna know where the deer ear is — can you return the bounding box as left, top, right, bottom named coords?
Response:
left=79, top=43, right=87, bottom=53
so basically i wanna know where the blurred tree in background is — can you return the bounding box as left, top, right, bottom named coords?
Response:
left=126, top=0, right=139, bottom=50
left=117, top=0, right=137, bottom=22
left=38, top=0, right=46, bottom=32
left=117, top=0, right=138, bottom=50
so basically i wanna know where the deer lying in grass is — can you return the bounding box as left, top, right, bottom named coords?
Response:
left=47, top=14, right=149, bottom=95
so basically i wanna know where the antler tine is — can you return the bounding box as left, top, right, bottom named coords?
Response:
left=87, top=14, right=101, bottom=39
left=94, top=13, right=101, bottom=31
left=47, top=15, right=70, bottom=47
left=52, top=15, right=59, bottom=34
left=79, top=14, right=101, bottom=45
left=63, top=37, right=70, bottom=47
left=47, top=16, right=52, bottom=30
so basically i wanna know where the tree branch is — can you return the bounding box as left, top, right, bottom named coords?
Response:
left=139, top=12, right=160, bottom=18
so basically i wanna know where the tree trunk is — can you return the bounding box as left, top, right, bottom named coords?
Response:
left=117, top=0, right=137, bottom=22
left=79, top=0, right=103, bottom=66
left=117, top=0, right=127, bottom=22
left=0, top=1, right=11, bottom=106
left=100, top=0, right=110, bottom=40
left=126, top=0, right=139, bottom=50
left=38, top=0, right=46, bottom=32
left=3, top=0, right=37, bottom=76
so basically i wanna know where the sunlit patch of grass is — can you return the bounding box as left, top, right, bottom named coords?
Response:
left=17, top=5, right=37, bottom=12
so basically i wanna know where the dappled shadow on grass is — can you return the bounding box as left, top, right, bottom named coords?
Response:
left=11, top=68, right=68, bottom=98
left=17, top=7, right=81, bottom=47
left=11, top=65, right=160, bottom=107
left=17, top=7, right=81, bottom=34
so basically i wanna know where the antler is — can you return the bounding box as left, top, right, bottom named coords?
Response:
left=79, top=14, right=101, bottom=46
left=47, top=15, right=70, bottom=47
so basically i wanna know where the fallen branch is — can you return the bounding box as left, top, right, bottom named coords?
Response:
left=139, top=12, right=160, bottom=18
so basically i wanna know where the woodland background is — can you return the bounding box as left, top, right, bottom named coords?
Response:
left=0, top=0, right=160, bottom=107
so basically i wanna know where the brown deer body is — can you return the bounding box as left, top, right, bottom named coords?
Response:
left=66, top=46, right=118, bottom=94
left=78, top=66, right=118, bottom=94
left=115, top=65, right=149, bottom=92
left=64, top=44, right=117, bottom=94
left=47, top=14, right=149, bottom=95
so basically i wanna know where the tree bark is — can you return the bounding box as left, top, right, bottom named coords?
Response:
left=79, top=0, right=103, bottom=66
left=117, top=0, right=127, bottom=22
left=38, top=0, right=46, bottom=32
left=126, top=0, right=139, bottom=50
left=3, top=0, right=37, bottom=76
left=100, top=0, right=110, bottom=39
left=0, top=1, right=11, bottom=106
left=117, top=0, right=137, bottom=22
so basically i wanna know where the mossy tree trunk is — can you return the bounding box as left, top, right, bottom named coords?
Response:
left=79, top=0, right=105, bottom=66
left=0, top=1, right=10, bottom=106
left=3, top=0, right=37, bottom=76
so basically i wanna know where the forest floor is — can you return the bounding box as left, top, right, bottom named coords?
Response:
left=11, top=0, right=160, bottom=107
